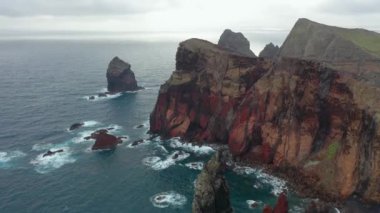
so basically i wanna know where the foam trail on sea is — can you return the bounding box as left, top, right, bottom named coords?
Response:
left=30, top=147, right=76, bottom=174
left=84, top=93, right=122, bottom=101
left=246, top=200, right=262, bottom=209
left=0, top=150, right=26, bottom=168
left=83, top=120, right=100, bottom=127
left=142, top=151, right=190, bottom=170
left=184, top=162, right=204, bottom=170
left=150, top=191, right=187, bottom=208
left=169, top=138, right=214, bottom=155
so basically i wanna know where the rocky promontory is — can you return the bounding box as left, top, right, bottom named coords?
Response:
left=150, top=19, right=380, bottom=204
left=218, top=29, right=256, bottom=58
left=106, top=56, right=142, bottom=93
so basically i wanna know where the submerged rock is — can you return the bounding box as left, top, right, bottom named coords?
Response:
left=106, top=57, right=143, bottom=93
left=192, top=150, right=233, bottom=213
left=42, top=149, right=64, bottom=157
left=259, top=42, right=280, bottom=58
left=218, top=29, right=256, bottom=57
left=69, top=122, right=84, bottom=131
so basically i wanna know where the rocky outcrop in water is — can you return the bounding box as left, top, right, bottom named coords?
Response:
left=69, top=122, right=84, bottom=131
left=150, top=19, right=380, bottom=203
left=259, top=43, right=280, bottom=58
left=85, top=129, right=122, bottom=150
left=218, top=29, right=256, bottom=58
left=42, top=149, right=64, bottom=157
left=106, top=57, right=142, bottom=93
left=192, top=150, right=233, bottom=213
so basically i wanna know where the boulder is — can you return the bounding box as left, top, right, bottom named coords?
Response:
left=106, top=57, right=143, bottom=93
left=218, top=29, right=256, bottom=57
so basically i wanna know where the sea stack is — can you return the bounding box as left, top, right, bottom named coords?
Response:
left=192, top=151, right=232, bottom=213
left=259, top=42, right=280, bottom=58
left=218, top=29, right=256, bottom=57
left=106, top=56, right=142, bottom=93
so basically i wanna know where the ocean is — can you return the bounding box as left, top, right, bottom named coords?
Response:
left=0, top=40, right=307, bottom=212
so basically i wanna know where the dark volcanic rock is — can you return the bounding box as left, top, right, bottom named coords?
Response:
left=69, top=122, right=84, bottom=131
left=131, top=139, right=144, bottom=146
left=106, top=57, right=142, bottom=93
left=218, top=29, right=256, bottom=57
left=85, top=129, right=122, bottom=150
left=259, top=42, right=280, bottom=58
left=150, top=23, right=380, bottom=203
left=192, top=151, right=232, bottom=213
left=43, top=149, right=64, bottom=157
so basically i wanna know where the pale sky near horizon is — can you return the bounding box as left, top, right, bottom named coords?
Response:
left=0, top=0, right=379, bottom=52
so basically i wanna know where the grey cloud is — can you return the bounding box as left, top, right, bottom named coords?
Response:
left=318, top=0, right=380, bottom=14
left=0, top=0, right=178, bottom=17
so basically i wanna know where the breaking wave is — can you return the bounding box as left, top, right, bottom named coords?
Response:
left=150, top=191, right=187, bottom=208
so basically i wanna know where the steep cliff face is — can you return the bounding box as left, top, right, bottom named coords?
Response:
left=150, top=37, right=380, bottom=203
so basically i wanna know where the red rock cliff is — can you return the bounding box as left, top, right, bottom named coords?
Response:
left=150, top=38, right=380, bottom=203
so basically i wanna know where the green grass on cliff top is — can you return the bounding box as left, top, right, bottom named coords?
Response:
left=336, top=29, right=380, bottom=58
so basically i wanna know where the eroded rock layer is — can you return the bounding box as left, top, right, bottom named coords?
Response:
left=150, top=38, right=380, bottom=203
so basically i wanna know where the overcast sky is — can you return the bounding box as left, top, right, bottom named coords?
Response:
left=0, top=0, right=379, bottom=51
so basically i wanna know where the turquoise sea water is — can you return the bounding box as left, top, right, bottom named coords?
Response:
left=0, top=40, right=307, bottom=212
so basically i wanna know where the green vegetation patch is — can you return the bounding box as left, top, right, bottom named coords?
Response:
left=327, top=141, right=340, bottom=160
left=337, top=29, right=380, bottom=58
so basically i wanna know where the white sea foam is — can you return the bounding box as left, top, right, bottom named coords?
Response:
left=84, top=92, right=122, bottom=101
left=232, top=166, right=256, bottom=175
left=0, top=151, right=26, bottom=163
left=150, top=191, right=187, bottom=208
left=233, top=166, right=287, bottom=196
left=30, top=147, right=76, bottom=174
left=143, top=151, right=190, bottom=170
left=157, top=145, right=169, bottom=153
left=169, top=138, right=214, bottom=155
left=184, top=162, right=204, bottom=170
left=83, top=120, right=100, bottom=127
left=246, top=200, right=262, bottom=209
left=32, top=143, right=55, bottom=151
left=71, top=130, right=94, bottom=143
left=142, top=156, right=162, bottom=166
left=255, top=169, right=287, bottom=196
